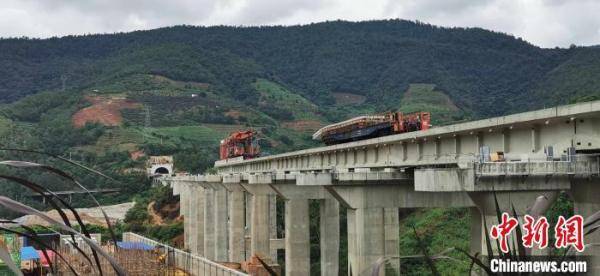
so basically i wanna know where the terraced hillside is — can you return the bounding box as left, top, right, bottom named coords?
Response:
left=399, top=84, right=465, bottom=125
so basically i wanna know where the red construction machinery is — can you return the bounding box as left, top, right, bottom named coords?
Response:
left=219, top=130, right=261, bottom=160
left=313, top=111, right=431, bottom=145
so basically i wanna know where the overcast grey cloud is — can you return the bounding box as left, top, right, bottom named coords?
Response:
left=0, top=0, right=599, bottom=48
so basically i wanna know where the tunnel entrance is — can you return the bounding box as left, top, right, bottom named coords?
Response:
left=154, top=167, right=170, bottom=175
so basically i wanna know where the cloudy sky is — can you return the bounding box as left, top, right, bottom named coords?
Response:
left=1, top=0, right=599, bottom=48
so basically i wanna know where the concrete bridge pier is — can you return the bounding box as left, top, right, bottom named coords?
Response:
left=269, top=194, right=279, bottom=261
left=320, top=198, right=340, bottom=276
left=245, top=192, right=253, bottom=259
left=189, top=183, right=205, bottom=255
left=251, top=193, right=272, bottom=258
left=328, top=180, right=474, bottom=276
left=469, top=207, right=483, bottom=255
left=347, top=207, right=400, bottom=276
left=188, top=184, right=198, bottom=254
left=274, top=183, right=340, bottom=276
left=179, top=182, right=192, bottom=251
left=284, top=198, right=310, bottom=276
left=204, top=187, right=216, bottom=259
left=223, top=182, right=246, bottom=263
left=243, top=178, right=275, bottom=260
left=571, top=179, right=600, bottom=274
left=214, top=185, right=229, bottom=261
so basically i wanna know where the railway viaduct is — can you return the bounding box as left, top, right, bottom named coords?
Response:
left=161, top=101, right=600, bottom=275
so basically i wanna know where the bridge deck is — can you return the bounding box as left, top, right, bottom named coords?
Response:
left=216, top=100, right=600, bottom=175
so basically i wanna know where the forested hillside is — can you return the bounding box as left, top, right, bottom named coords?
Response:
left=2, top=20, right=598, bottom=116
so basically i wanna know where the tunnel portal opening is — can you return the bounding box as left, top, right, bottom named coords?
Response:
left=154, top=167, right=170, bottom=175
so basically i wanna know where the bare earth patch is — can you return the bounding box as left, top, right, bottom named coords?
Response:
left=72, top=95, right=141, bottom=128
left=130, top=150, right=146, bottom=160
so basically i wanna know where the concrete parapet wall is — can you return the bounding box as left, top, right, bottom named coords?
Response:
left=223, top=174, right=242, bottom=183
left=332, top=184, right=475, bottom=209
left=204, top=174, right=222, bottom=183
left=296, top=173, right=332, bottom=186
left=248, top=173, right=273, bottom=184
left=475, top=175, right=571, bottom=191
left=336, top=171, right=411, bottom=182
left=415, top=168, right=474, bottom=191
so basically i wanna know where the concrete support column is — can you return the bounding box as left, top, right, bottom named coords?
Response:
left=192, top=185, right=205, bottom=255
left=251, top=194, right=271, bottom=258
left=188, top=185, right=198, bottom=254
left=204, top=188, right=216, bottom=259
left=181, top=183, right=192, bottom=251
left=284, top=198, right=310, bottom=276
left=270, top=194, right=278, bottom=261
left=347, top=207, right=400, bottom=276
left=469, top=207, right=482, bottom=255
left=320, top=198, right=339, bottom=276
left=571, top=179, right=600, bottom=274
left=245, top=193, right=253, bottom=259
left=214, top=186, right=229, bottom=261
left=228, top=185, right=246, bottom=263
left=384, top=208, right=400, bottom=273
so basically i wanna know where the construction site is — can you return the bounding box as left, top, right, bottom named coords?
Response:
left=6, top=232, right=248, bottom=276
left=55, top=244, right=184, bottom=276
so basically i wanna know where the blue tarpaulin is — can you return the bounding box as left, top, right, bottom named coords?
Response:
left=117, top=241, right=154, bottom=250
left=20, top=246, right=40, bottom=260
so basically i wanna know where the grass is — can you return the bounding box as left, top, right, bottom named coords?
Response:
left=399, top=83, right=466, bottom=125
left=331, top=92, right=366, bottom=105
left=0, top=116, right=12, bottom=136
left=145, top=125, right=224, bottom=145
left=253, top=79, right=322, bottom=121
left=75, top=127, right=144, bottom=155
left=73, top=124, right=252, bottom=156
left=89, top=73, right=219, bottom=107
left=88, top=74, right=208, bottom=95
left=202, top=123, right=251, bottom=135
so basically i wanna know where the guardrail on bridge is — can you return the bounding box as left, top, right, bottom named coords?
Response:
left=122, top=232, right=248, bottom=276
left=475, top=156, right=600, bottom=176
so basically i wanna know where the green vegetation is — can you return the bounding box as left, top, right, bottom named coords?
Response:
left=399, top=83, right=467, bottom=125
left=2, top=20, right=595, bottom=119
left=0, top=116, right=11, bottom=136
left=76, top=127, right=144, bottom=155
left=529, top=48, right=600, bottom=106
left=399, top=208, right=471, bottom=275
left=146, top=125, right=223, bottom=145
left=331, top=92, right=366, bottom=105
left=253, top=79, right=322, bottom=121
